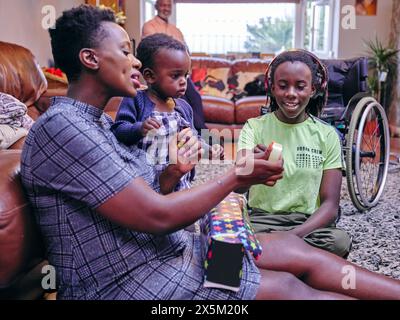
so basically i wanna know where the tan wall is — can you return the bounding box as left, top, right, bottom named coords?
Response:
left=0, top=0, right=84, bottom=66
left=0, top=0, right=394, bottom=63
left=0, top=0, right=142, bottom=66
left=337, top=0, right=393, bottom=59
left=125, top=0, right=142, bottom=50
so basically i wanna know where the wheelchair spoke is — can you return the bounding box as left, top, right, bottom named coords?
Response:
left=359, top=116, right=382, bottom=201
left=346, top=97, right=390, bottom=211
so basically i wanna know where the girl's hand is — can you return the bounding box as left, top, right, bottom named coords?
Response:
left=141, top=117, right=161, bottom=136
left=253, top=144, right=270, bottom=160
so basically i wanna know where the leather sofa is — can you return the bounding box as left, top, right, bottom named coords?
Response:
left=0, top=41, right=52, bottom=299
left=0, top=149, right=47, bottom=299
left=0, top=41, right=53, bottom=149
left=191, top=56, right=269, bottom=139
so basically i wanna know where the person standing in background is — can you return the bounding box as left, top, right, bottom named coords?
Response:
left=141, top=0, right=207, bottom=132
left=142, top=0, right=185, bottom=43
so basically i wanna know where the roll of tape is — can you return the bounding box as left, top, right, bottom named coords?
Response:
left=268, top=141, right=283, bottom=161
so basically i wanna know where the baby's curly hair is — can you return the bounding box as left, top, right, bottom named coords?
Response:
left=136, top=33, right=188, bottom=72
left=49, top=5, right=116, bottom=81
left=266, top=50, right=328, bottom=117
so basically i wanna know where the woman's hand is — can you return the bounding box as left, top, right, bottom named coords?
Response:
left=234, top=153, right=284, bottom=188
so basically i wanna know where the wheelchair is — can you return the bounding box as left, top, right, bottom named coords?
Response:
left=320, top=57, right=390, bottom=212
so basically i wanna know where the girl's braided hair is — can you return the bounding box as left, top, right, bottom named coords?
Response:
left=264, top=49, right=328, bottom=117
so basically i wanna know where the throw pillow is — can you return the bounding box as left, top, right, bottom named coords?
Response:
left=0, top=125, right=28, bottom=149
left=192, top=67, right=231, bottom=99
left=0, top=92, right=34, bottom=129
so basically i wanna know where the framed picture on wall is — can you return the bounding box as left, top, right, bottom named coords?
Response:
left=355, top=0, right=377, bottom=16
left=85, top=0, right=126, bottom=26
left=85, top=0, right=125, bottom=12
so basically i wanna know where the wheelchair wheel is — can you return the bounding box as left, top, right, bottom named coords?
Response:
left=345, top=97, right=390, bottom=211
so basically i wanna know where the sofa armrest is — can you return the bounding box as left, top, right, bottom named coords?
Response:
left=8, top=137, right=26, bottom=150
left=0, top=150, right=46, bottom=299
left=29, top=88, right=68, bottom=120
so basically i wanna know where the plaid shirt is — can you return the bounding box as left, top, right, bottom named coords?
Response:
left=20, top=97, right=260, bottom=300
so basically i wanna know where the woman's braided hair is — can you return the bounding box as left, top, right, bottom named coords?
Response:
left=264, top=49, right=328, bottom=117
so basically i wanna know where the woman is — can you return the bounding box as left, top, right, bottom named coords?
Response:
left=20, top=5, right=400, bottom=300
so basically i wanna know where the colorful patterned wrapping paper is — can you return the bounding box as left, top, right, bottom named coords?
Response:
left=200, top=193, right=262, bottom=291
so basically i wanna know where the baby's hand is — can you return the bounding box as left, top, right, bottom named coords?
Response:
left=141, top=118, right=161, bottom=136
left=169, top=128, right=203, bottom=174
left=210, top=144, right=224, bottom=160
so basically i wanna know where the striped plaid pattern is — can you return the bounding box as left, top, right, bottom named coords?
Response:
left=20, top=97, right=260, bottom=300
left=138, top=110, right=192, bottom=191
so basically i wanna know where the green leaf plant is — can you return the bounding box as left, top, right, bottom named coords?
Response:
left=364, top=37, right=399, bottom=106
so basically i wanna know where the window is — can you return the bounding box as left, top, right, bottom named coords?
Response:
left=176, top=2, right=297, bottom=56
left=143, top=0, right=156, bottom=24
left=304, top=0, right=336, bottom=58
left=140, top=0, right=338, bottom=58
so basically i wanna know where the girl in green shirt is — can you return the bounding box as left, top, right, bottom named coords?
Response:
left=237, top=50, right=352, bottom=257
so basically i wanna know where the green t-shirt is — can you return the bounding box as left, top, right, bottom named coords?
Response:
left=237, top=113, right=342, bottom=215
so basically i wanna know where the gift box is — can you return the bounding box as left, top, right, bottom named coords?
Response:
left=201, top=193, right=262, bottom=292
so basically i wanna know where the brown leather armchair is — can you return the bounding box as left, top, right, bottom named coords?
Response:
left=0, top=150, right=47, bottom=299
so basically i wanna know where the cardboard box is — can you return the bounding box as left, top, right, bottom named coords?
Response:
left=201, top=193, right=262, bottom=292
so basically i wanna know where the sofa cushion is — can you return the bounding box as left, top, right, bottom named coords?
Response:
left=192, top=67, right=231, bottom=99
left=191, top=57, right=233, bottom=99
left=201, top=95, right=235, bottom=125
left=235, top=96, right=265, bottom=124
left=0, top=93, right=34, bottom=130
left=228, top=71, right=264, bottom=96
